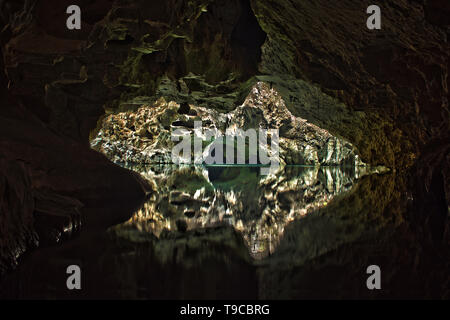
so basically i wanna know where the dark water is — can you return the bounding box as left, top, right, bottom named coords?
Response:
left=1, top=165, right=447, bottom=299
left=114, top=164, right=363, bottom=260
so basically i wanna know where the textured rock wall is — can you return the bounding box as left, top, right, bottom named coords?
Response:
left=252, top=0, right=449, bottom=169
left=2, top=0, right=447, bottom=169
left=0, top=0, right=448, bottom=288
left=92, top=82, right=366, bottom=167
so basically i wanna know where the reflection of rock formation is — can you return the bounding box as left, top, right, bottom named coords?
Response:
left=112, top=164, right=366, bottom=259
left=0, top=158, right=36, bottom=275
left=92, top=82, right=366, bottom=167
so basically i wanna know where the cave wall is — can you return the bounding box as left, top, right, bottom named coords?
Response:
left=1, top=0, right=268, bottom=140
left=0, top=0, right=448, bottom=285
left=2, top=0, right=448, bottom=169
left=252, top=0, right=449, bottom=168
left=0, top=1, right=151, bottom=275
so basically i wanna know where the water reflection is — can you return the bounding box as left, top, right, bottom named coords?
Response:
left=114, top=164, right=366, bottom=259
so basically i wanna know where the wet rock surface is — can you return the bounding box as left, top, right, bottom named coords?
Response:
left=0, top=0, right=448, bottom=299
left=252, top=0, right=449, bottom=170
left=92, top=82, right=367, bottom=167
left=2, top=0, right=447, bottom=169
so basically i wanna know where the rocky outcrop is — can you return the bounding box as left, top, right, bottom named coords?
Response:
left=92, top=82, right=368, bottom=167
left=252, top=0, right=449, bottom=170
left=1, top=0, right=447, bottom=168
left=1, top=1, right=447, bottom=170
left=0, top=0, right=448, bottom=298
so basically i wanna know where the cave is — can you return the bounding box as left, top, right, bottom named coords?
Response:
left=0, top=0, right=448, bottom=300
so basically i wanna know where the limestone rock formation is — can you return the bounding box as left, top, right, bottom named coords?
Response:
left=92, top=82, right=366, bottom=167
left=1, top=0, right=447, bottom=169
left=0, top=0, right=448, bottom=298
